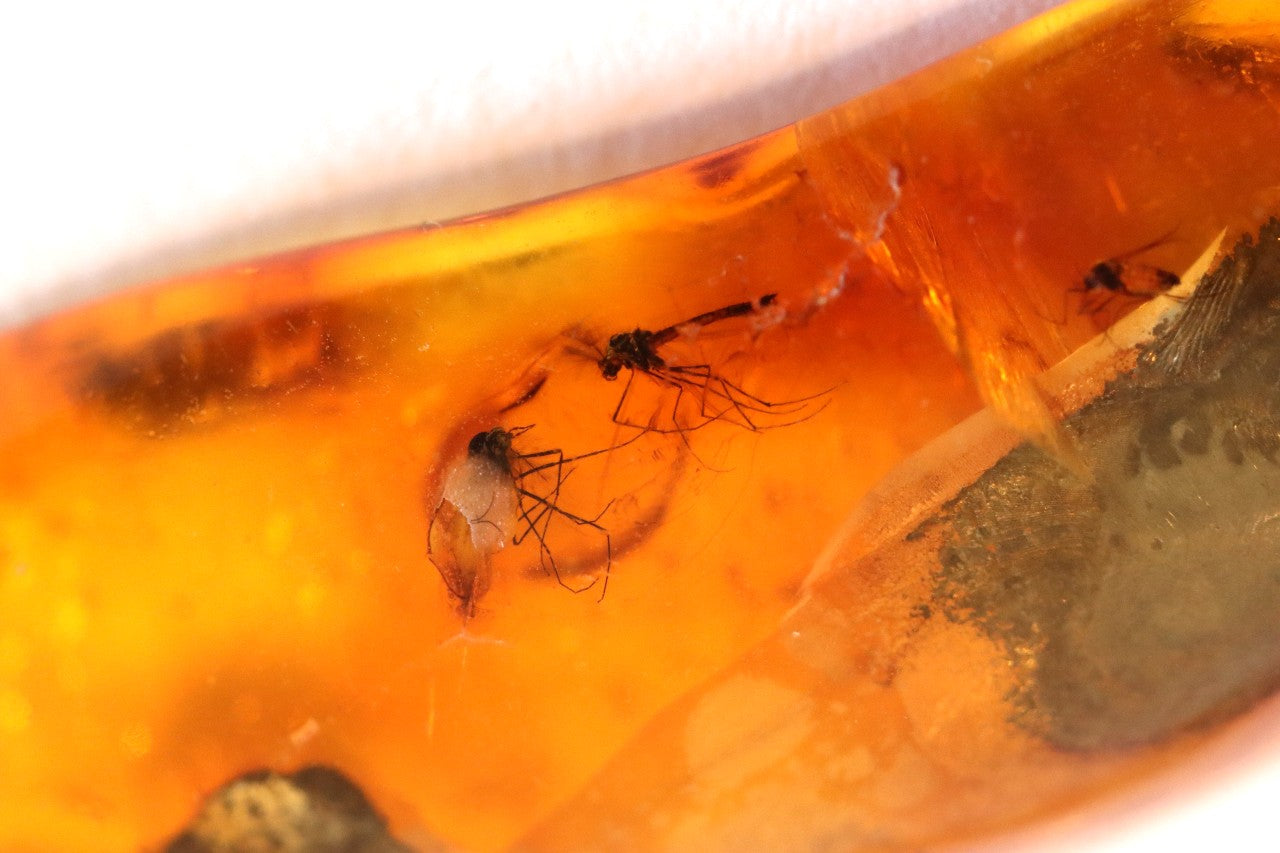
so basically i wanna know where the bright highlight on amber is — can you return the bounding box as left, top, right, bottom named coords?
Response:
left=3, top=1, right=1280, bottom=850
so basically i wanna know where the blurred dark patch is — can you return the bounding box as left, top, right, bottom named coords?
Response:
left=164, top=765, right=429, bottom=853
left=690, top=141, right=760, bottom=190
left=1168, top=26, right=1280, bottom=92
left=74, top=302, right=379, bottom=435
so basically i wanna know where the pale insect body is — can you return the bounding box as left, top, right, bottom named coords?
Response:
left=428, top=426, right=618, bottom=615
left=428, top=428, right=522, bottom=616
left=440, top=438, right=519, bottom=555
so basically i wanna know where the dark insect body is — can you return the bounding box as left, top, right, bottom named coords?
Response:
left=1083, top=259, right=1180, bottom=301
left=1068, top=233, right=1182, bottom=321
left=596, top=293, right=826, bottom=434
left=598, top=295, right=778, bottom=380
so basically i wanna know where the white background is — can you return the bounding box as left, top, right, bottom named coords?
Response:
left=2, top=2, right=1278, bottom=851
left=1, top=0, right=1066, bottom=326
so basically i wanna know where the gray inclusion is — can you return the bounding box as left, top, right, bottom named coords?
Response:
left=165, top=765, right=426, bottom=853
left=927, top=219, right=1280, bottom=751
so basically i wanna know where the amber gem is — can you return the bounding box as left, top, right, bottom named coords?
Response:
left=2, top=1, right=1280, bottom=850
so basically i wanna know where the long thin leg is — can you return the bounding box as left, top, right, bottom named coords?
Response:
left=515, top=486, right=608, bottom=595
left=512, top=458, right=570, bottom=549
left=605, top=370, right=741, bottom=473
left=512, top=493, right=576, bottom=589
left=514, top=471, right=614, bottom=545
left=665, top=363, right=827, bottom=411
left=520, top=488, right=612, bottom=558
left=665, top=365, right=834, bottom=432
left=610, top=369, right=645, bottom=432
left=658, top=365, right=812, bottom=431
left=664, top=363, right=763, bottom=430
left=519, top=431, right=645, bottom=478
left=607, top=367, right=708, bottom=434
left=510, top=441, right=616, bottom=595
left=607, top=369, right=720, bottom=436
left=513, top=425, right=644, bottom=598
left=709, top=374, right=833, bottom=430
left=663, top=364, right=790, bottom=415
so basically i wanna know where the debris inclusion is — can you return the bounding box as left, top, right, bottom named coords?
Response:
left=925, top=220, right=1280, bottom=751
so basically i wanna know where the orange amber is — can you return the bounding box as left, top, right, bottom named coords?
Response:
left=3, top=1, right=1280, bottom=850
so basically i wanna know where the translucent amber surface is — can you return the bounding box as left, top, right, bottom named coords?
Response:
left=3, top=1, right=1280, bottom=850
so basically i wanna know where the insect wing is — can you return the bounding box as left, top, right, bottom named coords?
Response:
left=428, top=498, right=492, bottom=608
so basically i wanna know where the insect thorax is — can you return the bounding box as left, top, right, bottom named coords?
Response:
left=467, top=428, right=515, bottom=473
left=599, top=330, right=665, bottom=379
left=1085, top=262, right=1125, bottom=292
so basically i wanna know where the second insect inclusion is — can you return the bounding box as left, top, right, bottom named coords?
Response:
left=427, top=292, right=830, bottom=616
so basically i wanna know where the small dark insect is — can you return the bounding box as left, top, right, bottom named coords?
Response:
left=1083, top=259, right=1180, bottom=298
left=1073, top=233, right=1182, bottom=319
left=596, top=293, right=827, bottom=434
left=428, top=425, right=619, bottom=615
